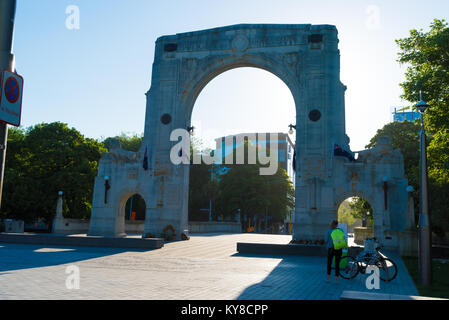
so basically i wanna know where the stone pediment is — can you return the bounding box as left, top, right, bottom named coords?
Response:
left=103, top=148, right=140, bottom=164
left=359, top=137, right=403, bottom=164
left=157, top=24, right=338, bottom=54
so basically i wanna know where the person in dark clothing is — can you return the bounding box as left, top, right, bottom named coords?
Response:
left=325, top=220, right=344, bottom=283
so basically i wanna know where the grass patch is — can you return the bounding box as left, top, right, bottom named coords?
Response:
left=403, top=257, right=449, bottom=299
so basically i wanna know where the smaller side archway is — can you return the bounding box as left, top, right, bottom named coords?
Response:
left=123, top=193, right=147, bottom=235
left=337, top=196, right=374, bottom=246
left=115, top=191, right=148, bottom=237
left=124, top=194, right=146, bottom=221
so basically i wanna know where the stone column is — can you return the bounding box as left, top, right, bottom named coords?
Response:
left=396, top=186, right=419, bottom=256
left=52, top=191, right=64, bottom=234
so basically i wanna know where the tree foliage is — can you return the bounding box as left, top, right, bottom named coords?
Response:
left=396, top=19, right=449, bottom=134
left=348, top=197, right=373, bottom=227
left=188, top=137, right=295, bottom=225
left=215, top=164, right=294, bottom=223
left=103, top=133, right=143, bottom=152
left=396, top=19, right=449, bottom=235
left=1, top=123, right=106, bottom=223
left=338, top=200, right=357, bottom=228
left=189, top=163, right=212, bottom=221
left=188, top=137, right=227, bottom=221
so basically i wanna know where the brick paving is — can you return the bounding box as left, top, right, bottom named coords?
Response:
left=0, top=233, right=418, bottom=300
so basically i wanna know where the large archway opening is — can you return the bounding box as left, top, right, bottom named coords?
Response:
left=337, top=196, right=374, bottom=247
left=188, top=67, right=296, bottom=235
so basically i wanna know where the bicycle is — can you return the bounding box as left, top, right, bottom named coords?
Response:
left=339, top=238, right=398, bottom=282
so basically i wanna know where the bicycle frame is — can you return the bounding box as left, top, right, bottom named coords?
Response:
left=355, top=252, right=382, bottom=273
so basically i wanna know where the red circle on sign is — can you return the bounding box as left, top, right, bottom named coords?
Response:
left=4, top=76, right=20, bottom=104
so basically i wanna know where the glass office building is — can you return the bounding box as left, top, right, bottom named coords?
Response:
left=214, top=132, right=296, bottom=182
left=392, top=107, right=421, bottom=122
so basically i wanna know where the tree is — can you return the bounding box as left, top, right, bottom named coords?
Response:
left=348, top=197, right=373, bottom=227
left=1, top=122, right=106, bottom=223
left=188, top=137, right=215, bottom=221
left=202, top=179, right=220, bottom=219
left=216, top=163, right=294, bottom=225
left=216, top=164, right=269, bottom=222
left=396, top=19, right=449, bottom=236
left=103, top=133, right=143, bottom=152
left=338, top=200, right=357, bottom=228
left=396, top=19, right=449, bottom=134
left=189, top=163, right=212, bottom=221
left=264, top=167, right=295, bottom=222
left=427, top=129, right=449, bottom=184
left=187, top=136, right=295, bottom=227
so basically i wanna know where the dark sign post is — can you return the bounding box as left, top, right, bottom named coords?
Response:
left=0, top=0, right=17, bottom=207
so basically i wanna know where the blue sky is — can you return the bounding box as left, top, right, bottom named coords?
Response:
left=12, top=0, right=449, bottom=150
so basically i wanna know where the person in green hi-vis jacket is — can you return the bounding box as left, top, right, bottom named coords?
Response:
left=325, top=220, right=348, bottom=283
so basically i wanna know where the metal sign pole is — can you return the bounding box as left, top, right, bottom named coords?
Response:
left=0, top=0, right=17, bottom=207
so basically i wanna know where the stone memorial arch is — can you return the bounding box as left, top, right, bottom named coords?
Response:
left=88, top=24, right=417, bottom=255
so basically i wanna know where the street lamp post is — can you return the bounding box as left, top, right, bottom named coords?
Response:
left=416, top=94, right=432, bottom=286
left=288, top=124, right=296, bottom=135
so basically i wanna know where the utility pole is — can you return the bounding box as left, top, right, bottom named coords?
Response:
left=0, top=0, right=17, bottom=207
left=416, top=94, right=432, bottom=286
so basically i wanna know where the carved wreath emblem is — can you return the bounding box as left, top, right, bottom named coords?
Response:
left=284, top=52, right=299, bottom=67
left=232, top=34, right=249, bottom=52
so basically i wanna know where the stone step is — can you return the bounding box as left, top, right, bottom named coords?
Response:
left=237, top=242, right=364, bottom=257
left=340, top=290, right=448, bottom=300
left=0, top=233, right=164, bottom=250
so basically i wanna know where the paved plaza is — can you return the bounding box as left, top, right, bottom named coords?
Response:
left=0, top=233, right=418, bottom=300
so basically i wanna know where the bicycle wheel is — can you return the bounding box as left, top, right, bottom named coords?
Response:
left=376, top=258, right=398, bottom=282
left=339, top=256, right=359, bottom=280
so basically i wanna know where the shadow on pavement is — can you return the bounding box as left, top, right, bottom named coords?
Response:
left=0, top=243, right=151, bottom=274
left=235, top=254, right=327, bottom=300
left=233, top=250, right=419, bottom=300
